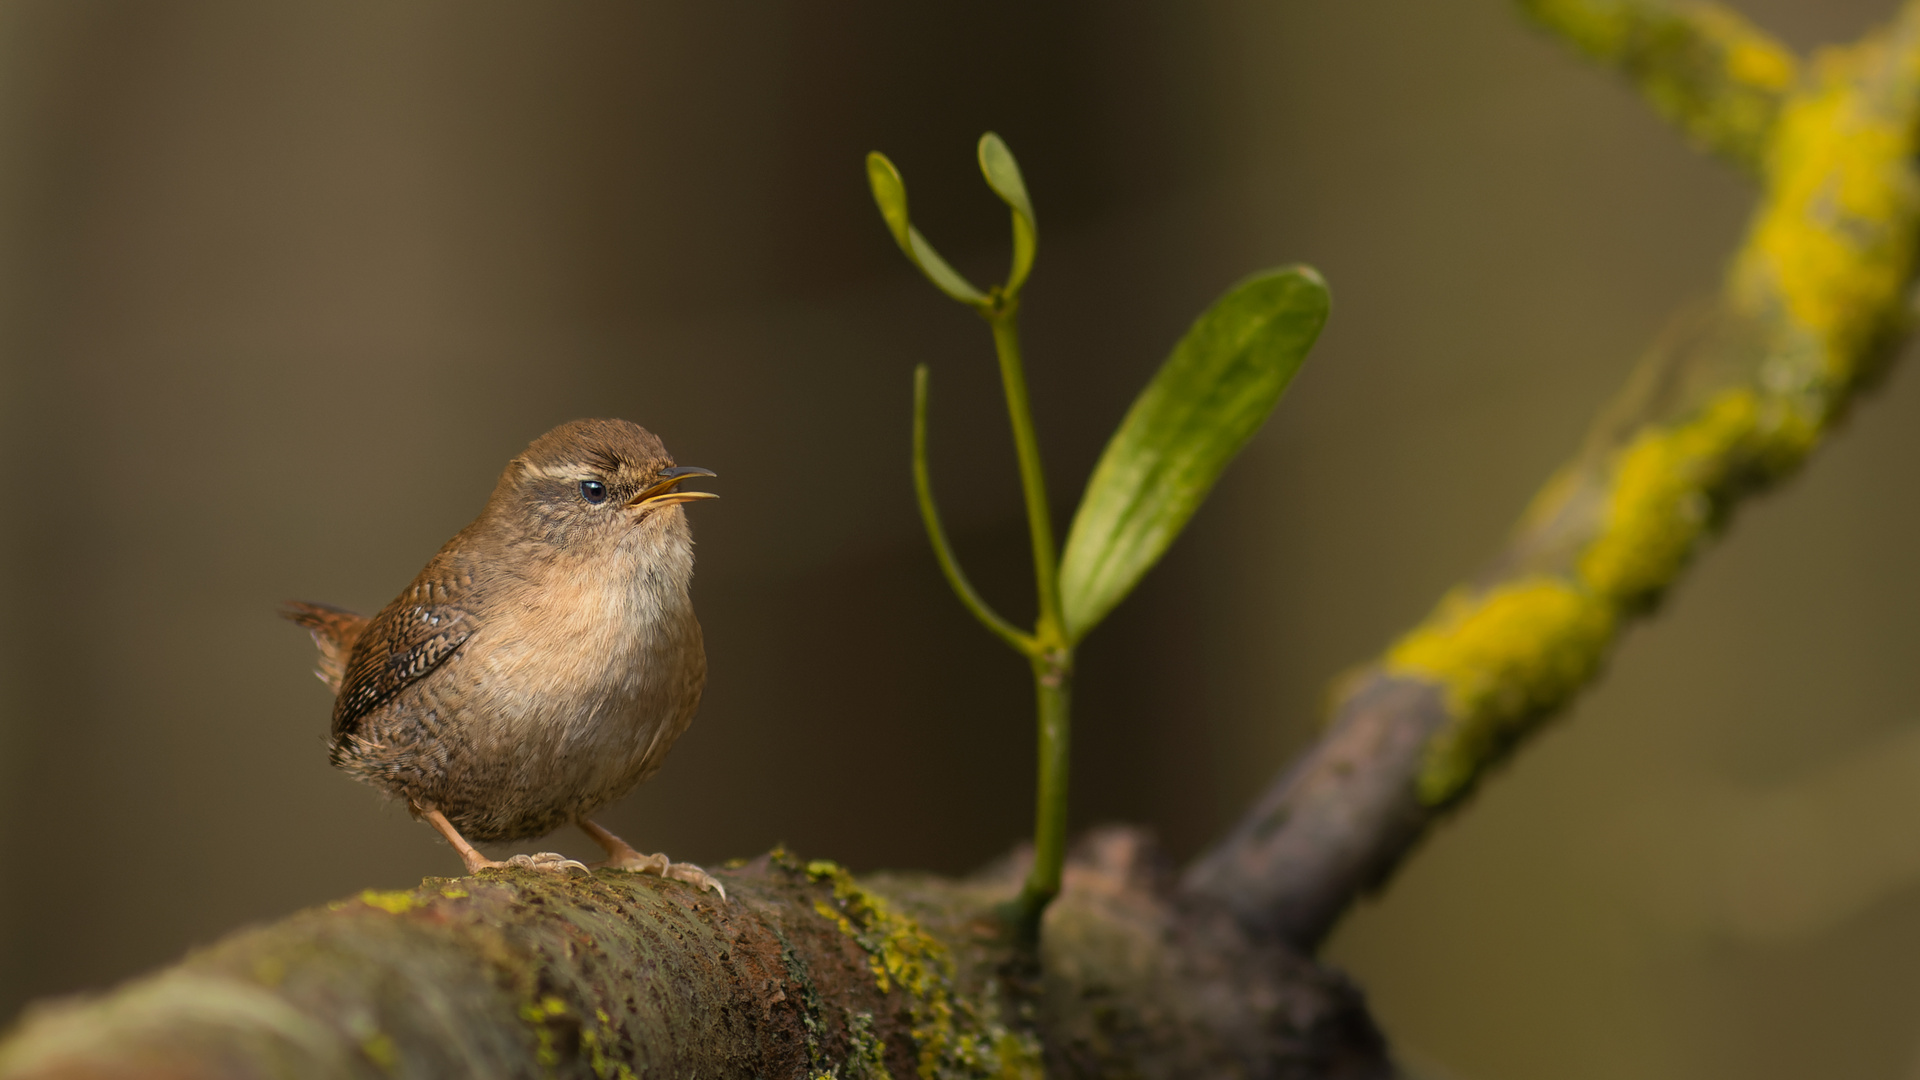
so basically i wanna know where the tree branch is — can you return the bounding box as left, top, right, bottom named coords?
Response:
left=0, top=832, right=1393, bottom=1080
left=1516, top=0, right=1798, bottom=170
left=1186, top=0, right=1920, bottom=950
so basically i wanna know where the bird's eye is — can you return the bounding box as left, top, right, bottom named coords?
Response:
left=580, top=480, right=608, bottom=504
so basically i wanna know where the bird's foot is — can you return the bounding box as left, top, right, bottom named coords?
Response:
left=423, top=808, right=590, bottom=879
left=510, top=851, right=592, bottom=877
left=595, top=850, right=727, bottom=901
left=464, top=850, right=590, bottom=877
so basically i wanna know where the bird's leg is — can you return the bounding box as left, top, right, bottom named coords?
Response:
left=420, top=808, right=495, bottom=871
left=576, top=818, right=666, bottom=874
left=419, top=806, right=587, bottom=878
left=578, top=818, right=726, bottom=901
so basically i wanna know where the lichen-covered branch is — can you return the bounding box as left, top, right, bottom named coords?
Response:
left=1186, top=0, right=1920, bottom=949
left=1515, top=0, right=1798, bottom=169
left=0, top=832, right=1392, bottom=1080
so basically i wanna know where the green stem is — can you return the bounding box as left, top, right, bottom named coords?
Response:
left=911, top=364, right=1037, bottom=655
left=983, top=298, right=1073, bottom=944
left=987, top=304, right=1065, bottom=647
left=1007, top=651, right=1071, bottom=944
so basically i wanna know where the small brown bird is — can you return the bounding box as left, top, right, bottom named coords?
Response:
left=283, top=418, right=723, bottom=896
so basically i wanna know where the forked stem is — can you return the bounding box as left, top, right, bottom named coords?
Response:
left=911, top=301, right=1075, bottom=945
left=882, top=140, right=1073, bottom=946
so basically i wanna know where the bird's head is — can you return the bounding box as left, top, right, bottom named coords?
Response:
left=488, top=418, right=717, bottom=558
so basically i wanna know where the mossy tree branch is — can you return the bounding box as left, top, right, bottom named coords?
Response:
left=1516, top=0, right=1798, bottom=169
left=0, top=832, right=1391, bottom=1080
left=1186, top=0, right=1920, bottom=949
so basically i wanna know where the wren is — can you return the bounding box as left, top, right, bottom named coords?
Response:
left=283, top=418, right=724, bottom=896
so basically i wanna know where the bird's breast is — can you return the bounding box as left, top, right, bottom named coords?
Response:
left=458, top=541, right=703, bottom=749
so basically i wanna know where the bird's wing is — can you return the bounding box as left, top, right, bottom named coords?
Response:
left=332, top=557, right=476, bottom=739
left=279, top=600, right=369, bottom=693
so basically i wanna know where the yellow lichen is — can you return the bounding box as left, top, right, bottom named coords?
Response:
left=359, top=1031, right=398, bottom=1072
left=356, top=889, right=418, bottom=915
left=250, top=955, right=287, bottom=988
left=518, top=995, right=570, bottom=1071
left=1664, top=5, right=1799, bottom=160
left=1384, top=2, right=1920, bottom=813
left=1519, top=0, right=1797, bottom=166
left=804, top=860, right=1043, bottom=1080
left=1388, top=578, right=1615, bottom=804
left=1395, top=381, right=1838, bottom=805
left=1577, top=388, right=1757, bottom=602
left=580, top=1008, right=638, bottom=1080
left=1737, top=39, right=1920, bottom=371
left=843, top=1010, right=892, bottom=1080
left=1699, top=6, right=1795, bottom=92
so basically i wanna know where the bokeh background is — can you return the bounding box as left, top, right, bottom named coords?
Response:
left=1, top=1, right=1916, bottom=1077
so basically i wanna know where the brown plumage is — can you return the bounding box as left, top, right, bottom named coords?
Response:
left=282, top=418, right=722, bottom=894
left=280, top=601, right=366, bottom=693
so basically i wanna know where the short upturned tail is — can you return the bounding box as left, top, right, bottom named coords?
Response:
left=280, top=600, right=369, bottom=695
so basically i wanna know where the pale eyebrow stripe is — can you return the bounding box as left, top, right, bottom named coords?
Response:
left=521, top=461, right=602, bottom=481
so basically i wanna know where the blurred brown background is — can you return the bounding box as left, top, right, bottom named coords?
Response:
left=1, top=1, right=1916, bottom=1077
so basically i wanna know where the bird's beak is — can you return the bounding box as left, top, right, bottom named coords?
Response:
left=628, top=465, right=719, bottom=510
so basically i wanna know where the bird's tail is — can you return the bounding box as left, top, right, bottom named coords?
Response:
left=279, top=600, right=368, bottom=695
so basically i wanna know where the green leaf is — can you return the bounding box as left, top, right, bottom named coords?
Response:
left=865, top=151, right=987, bottom=306
left=1058, top=266, right=1330, bottom=642
left=866, top=152, right=913, bottom=249
left=976, top=133, right=1036, bottom=294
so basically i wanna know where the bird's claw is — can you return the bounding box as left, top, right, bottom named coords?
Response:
left=591, top=850, right=668, bottom=875
left=665, top=861, right=728, bottom=902
left=595, top=851, right=727, bottom=901
left=505, top=851, right=591, bottom=877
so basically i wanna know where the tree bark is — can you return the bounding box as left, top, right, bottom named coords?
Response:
left=0, top=830, right=1390, bottom=1080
